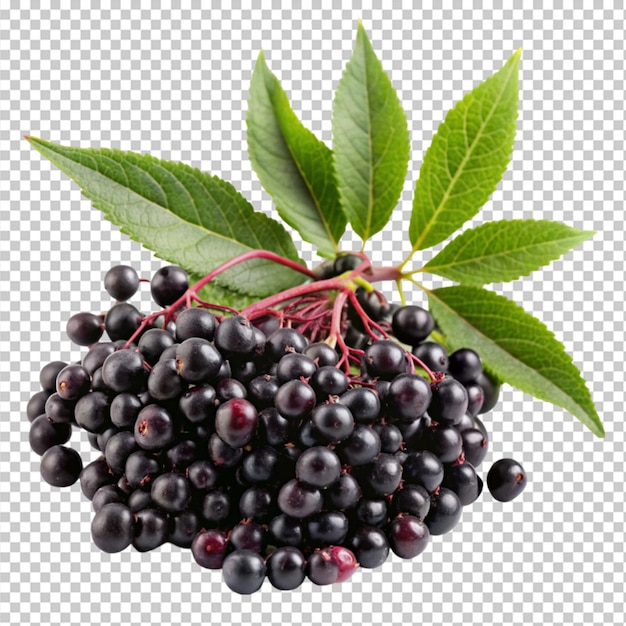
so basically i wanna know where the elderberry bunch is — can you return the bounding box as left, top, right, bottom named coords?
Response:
left=27, top=263, right=527, bottom=594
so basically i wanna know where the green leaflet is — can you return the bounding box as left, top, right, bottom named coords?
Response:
left=423, top=219, right=595, bottom=285
left=191, top=276, right=258, bottom=310
left=427, top=286, right=604, bottom=437
left=27, top=137, right=307, bottom=298
left=247, top=51, right=346, bottom=258
left=407, top=50, right=520, bottom=258
left=332, top=22, right=410, bottom=244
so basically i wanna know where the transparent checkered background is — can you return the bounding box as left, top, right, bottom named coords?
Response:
left=1, top=3, right=624, bottom=625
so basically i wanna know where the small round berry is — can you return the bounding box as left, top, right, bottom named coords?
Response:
left=427, top=378, right=469, bottom=426
left=91, top=502, right=134, bottom=553
left=487, top=458, right=527, bottom=502
left=174, top=306, right=217, bottom=342
left=296, top=446, right=342, bottom=488
left=29, top=415, right=72, bottom=456
left=424, top=487, right=463, bottom=535
left=104, top=265, right=140, bottom=301
left=266, top=546, right=306, bottom=590
left=391, top=305, right=435, bottom=345
left=104, top=303, right=145, bottom=342
left=412, top=341, right=449, bottom=372
left=66, top=312, right=104, bottom=346
left=222, top=550, right=266, bottom=595
left=476, top=371, right=501, bottom=414
left=150, top=472, right=191, bottom=512
left=215, top=398, right=258, bottom=448
left=311, top=402, right=355, bottom=444
left=40, top=445, right=83, bottom=487
left=448, top=348, right=483, bottom=384
left=102, top=349, right=147, bottom=393
left=388, top=514, right=430, bottom=559
left=274, top=380, right=316, bottom=420
left=364, top=340, right=408, bottom=380
left=55, top=364, right=91, bottom=401
left=150, top=265, right=189, bottom=307
left=39, top=361, right=68, bottom=393
left=191, top=529, right=228, bottom=569
left=214, top=315, right=256, bottom=355
left=278, top=479, right=323, bottom=519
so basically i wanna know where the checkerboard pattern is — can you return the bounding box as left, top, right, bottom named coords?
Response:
left=1, top=4, right=624, bottom=625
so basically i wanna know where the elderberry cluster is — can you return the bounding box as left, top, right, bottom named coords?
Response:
left=27, top=263, right=527, bottom=594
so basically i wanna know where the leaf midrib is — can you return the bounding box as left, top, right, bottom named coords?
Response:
left=427, top=288, right=600, bottom=434
left=35, top=139, right=271, bottom=255
left=426, top=233, right=589, bottom=274
left=412, top=64, right=516, bottom=253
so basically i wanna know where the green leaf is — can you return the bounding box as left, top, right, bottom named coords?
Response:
left=247, top=51, right=346, bottom=258
left=423, top=219, right=594, bottom=285
left=407, top=50, right=520, bottom=258
left=27, top=137, right=307, bottom=298
left=190, top=275, right=257, bottom=310
left=426, top=285, right=603, bottom=437
left=332, top=21, right=410, bottom=243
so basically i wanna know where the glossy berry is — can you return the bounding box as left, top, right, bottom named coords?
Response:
left=91, top=502, right=134, bottom=553
left=427, top=378, right=469, bottom=426
left=338, top=387, right=381, bottom=424
left=27, top=390, right=51, bottom=422
left=336, top=424, right=381, bottom=466
left=133, top=508, right=168, bottom=552
left=443, top=461, right=482, bottom=506
left=29, top=416, right=72, bottom=456
left=311, top=402, right=354, bottom=444
left=148, top=358, right=187, bottom=401
left=412, top=342, right=448, bottom=373
left=389, top=514, right=430, bottom=558
left=424, top=424, right=463, bottom=464
left=66, top=312, right=104, bottom=346
left=110, top=392, right=143, bottom=429
left=391, top=305, right=435, bottom=345
left=424, top=487, right=463, bottom=535
left=402, top=450, right=444, bottom=492
left=347, top=525, right=389, bottom=569
left=175, top=337, right=223, bottom=383
left=268, top=514, right=304, bottom=548
left=364, top=340, right=408, bottom=380
left=104, top=264, right=140, bottom=301
left=310, top=366, right=349, bottom=399
left=150, top=472, right=191, bottom=512
left=265, top=328, right=308, bottom=361
left=278, top=479, right=323, bottom=519
left=102, top=349, right=147, bottom=393
left=104, top=302, right=145, bottom=341
left=222, top=550, right=266, bottom=594
left=296, top=446, right=342, bottom=488
left=214, top=315, right=256, bottom=355
left=39, top=445, right=83, bottom=486
left=81, top=342, right=116, bottom=376
left=448, top=348, right=482, bottom=385
left=274, top=380, right=316, bottom=420
left=387, top=373, right=432, bottom=421
left=38, top=361, right=67, bottom=390
left=191, top=529, right=228, bottom=569
left=178, top=384, right=216, bottom=423
left=487, top=458, right=527, bottom=502
left=266, top=546, right=306, bottom=590
left=55, top=364, right=91, bottom=401
left=461, top=427, right=489, bottom=468
left=303, top=342, right=338, bottom=367
left=137, top=328, right=175, bottom=365
left=276, top=352, right=317, bottom=383
left=355, top=498, right=388, bottom=527
left=92, top=484, right=126, bottom=513
left=215, top=398, right=258, bottom=448
left=79, top=457, right=115, bottom=500
left=307, top=511, right=349, bottom=546
left=325, top=473, right=362, bottom=511
left=150, top=265, right=188, bottom=307
left=391, top=484, right=431, bottom=519
left=361, top=453, right=403, bottom=497
left=306, top=549, right=339, bottom=585
left=170, top=513, right=200, bottom=547
left=134, top=405, right=176, bottom=450
left=229, top=522, right=267, bottom=553
left=174, top=306, right=216, bottom=342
